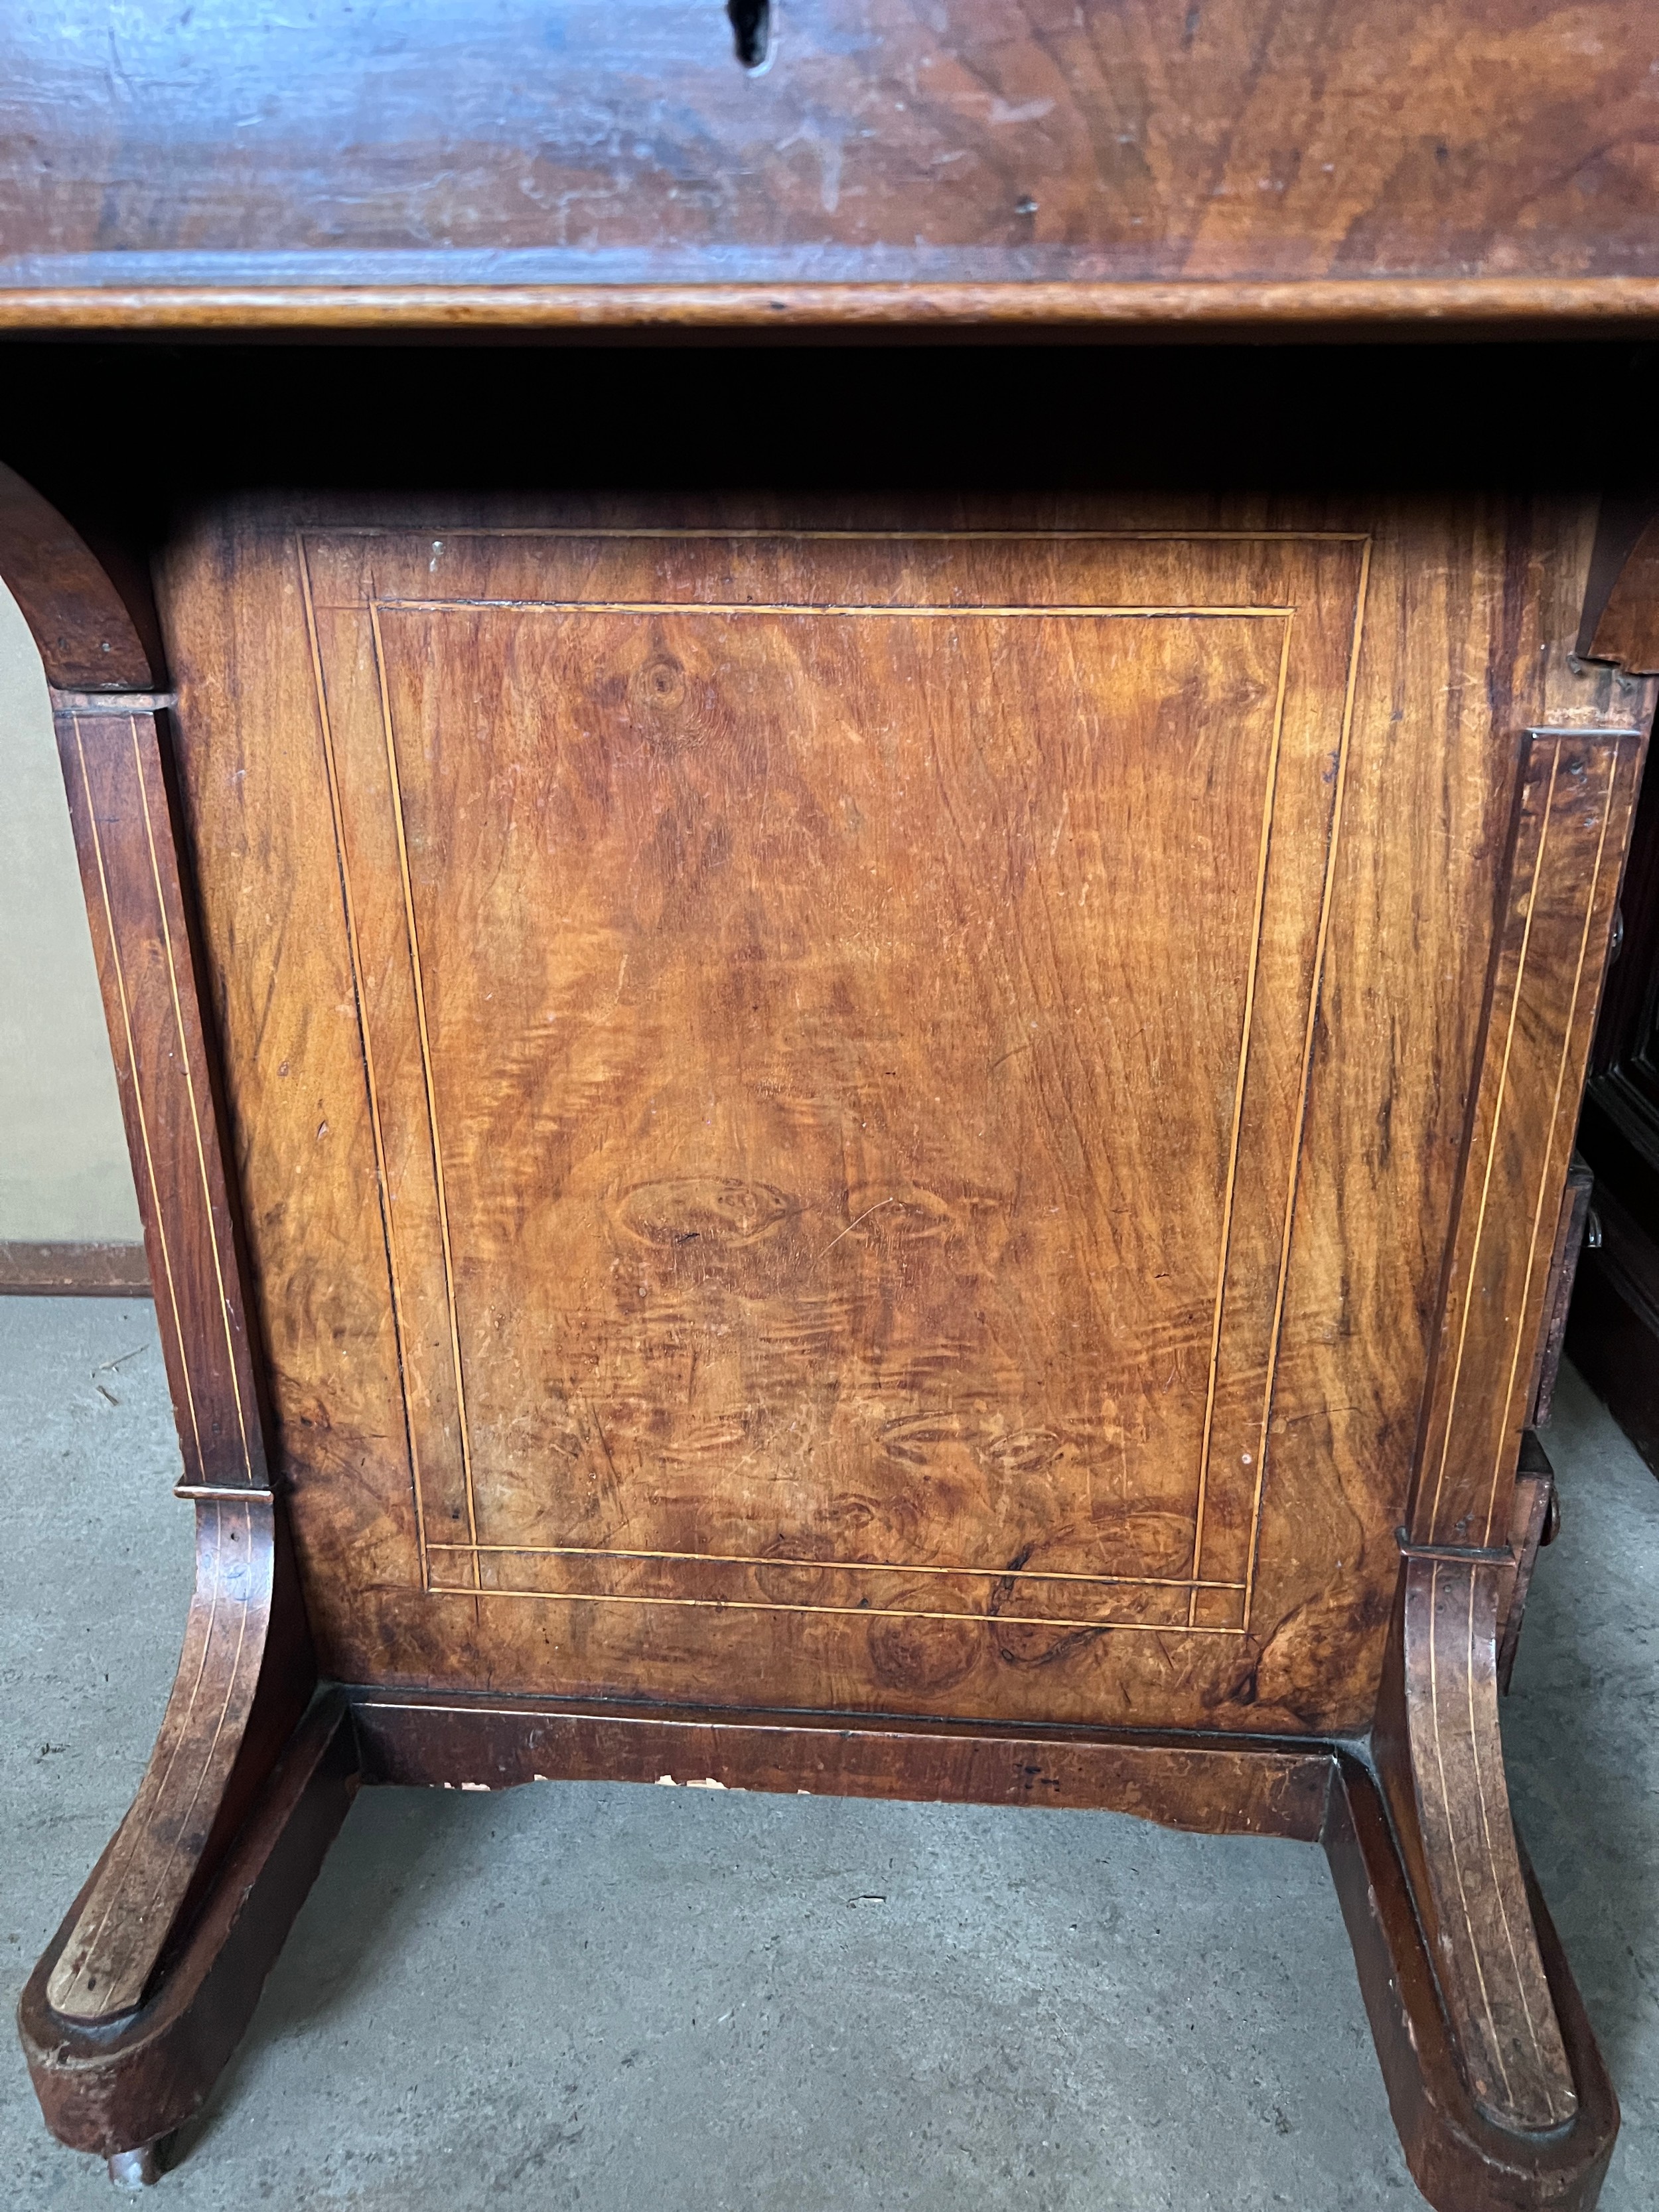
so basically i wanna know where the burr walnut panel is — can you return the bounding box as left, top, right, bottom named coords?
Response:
left=157, top=499, right=1626, bottom=1735
left=292, top=530, right=1364, bottom=1651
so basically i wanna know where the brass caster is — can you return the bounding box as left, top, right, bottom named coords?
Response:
left=108, top=2139, right=165, bottom=2189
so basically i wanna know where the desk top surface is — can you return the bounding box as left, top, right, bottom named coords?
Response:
left=4, top=1, right=1659, bottom=332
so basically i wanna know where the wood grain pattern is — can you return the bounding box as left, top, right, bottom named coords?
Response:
left=0, top=461, right=157, bottom=688
left=1377, top=1556, right=1575, bottom=2136
left=46, top=1501, right=278, bottom=2022
left=7, top=277, right=1659, bottom=332
left=303, top=527, right=1365, bottom=1647
left=1325, top=1755, right=1619, bottom=2210
left=350, top=1688, right=1333, bottom=1839
left=5, top=1, right=1659, bottom=323
left=153, top=492, right=1641, bottom=1747
left=167, top=506, right=1443, bottom=1731
left=55, top=702, right=269, bottom=1495
left=1411, top=729, right=1645, bottom=1552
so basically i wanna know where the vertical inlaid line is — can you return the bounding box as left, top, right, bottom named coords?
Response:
left=131, top=721, right=256, bottom=1483
left=1482, top=743, right=1621, bottom=1545
left=1463, top=1562, right=1551, bottom=2078
left=1427, top=1562, right=1513, bottom=2110
left=1426, top=739, right=1561, bottom=1540
left=299, top=538, right=432, bottom=1587
left=1188, top=612, right=1295, bottom=1621
left=368, top=599, right=483, bottom=1591
left=121, top=1499, right=257, bottom=1959
left=300, top=532, right=1374, bottom=1627
left=1243, top=538, right=1372, bottom=1627
left=71, top=717, right=205, bottom=1484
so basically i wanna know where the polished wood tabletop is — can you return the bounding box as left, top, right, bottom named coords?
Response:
left=2, top=1, right=1659, bottom=329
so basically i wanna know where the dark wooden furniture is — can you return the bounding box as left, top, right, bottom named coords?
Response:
left=6, top=10, right=1659, bottom=2209
left=5, top=0, right=1659, bottom=329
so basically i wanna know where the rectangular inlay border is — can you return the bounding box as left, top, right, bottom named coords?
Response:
left=299, top=530, right=1371, bottom=1637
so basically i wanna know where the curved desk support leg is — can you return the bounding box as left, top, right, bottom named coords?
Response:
left=43, top=1497, right=310, bottom=2027
left=1323, top=717, right=1641, bottom=2211
left=1, top=467, right=356, bottom=2175
left=19, top=1688, right=360, bottom=2169
left=1323, top=1551, right=1619, bottom=2212
left=1378, top=1553, right=1576, bottom=2136
left=1327, top=1758, right=1619, bottom=2212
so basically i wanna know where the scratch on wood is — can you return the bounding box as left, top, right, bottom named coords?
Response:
left=812, top=1197, right=895, bottom=1266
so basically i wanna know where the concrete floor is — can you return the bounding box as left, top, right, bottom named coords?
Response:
left=1, top=1297, right=1654, bottom=2211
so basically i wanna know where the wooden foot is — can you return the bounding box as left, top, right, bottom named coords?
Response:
left=1325, top=1553, right=1619, bottom=2211
left=20, top=1692, right=359, bottom=2161
left=1380, top=1554, right=1575, bottom=2132
left=46, top=1495, right=314, bottom=2025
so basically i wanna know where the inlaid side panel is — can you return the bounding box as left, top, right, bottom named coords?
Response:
left=1411, top=729, right=1644, bottom=1550
left=161, top=497, right=1623, bottom=1735
left=290, top=531, right=1365, bottom=1653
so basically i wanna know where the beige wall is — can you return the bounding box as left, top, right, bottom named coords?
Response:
left=0, top=580, right=141, bottom=1242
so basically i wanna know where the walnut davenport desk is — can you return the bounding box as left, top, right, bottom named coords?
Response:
left=6, top=7, right=1659, bottom=2208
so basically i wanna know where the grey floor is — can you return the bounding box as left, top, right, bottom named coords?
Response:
left=1, top=1299, right=1654, bottom=2211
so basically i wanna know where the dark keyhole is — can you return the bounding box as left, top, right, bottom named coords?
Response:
left=727, top=0, right=770, bottom=69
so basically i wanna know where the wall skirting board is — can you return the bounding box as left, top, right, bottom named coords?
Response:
left=0, top=1241, right=151, bottom=1296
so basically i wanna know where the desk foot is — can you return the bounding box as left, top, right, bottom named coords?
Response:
left=41, top=1497, right=313, bottom=2028
left=1327, top=1557, right=1619, bottom=2211
left=19, top=1692, right=359, bottom=2168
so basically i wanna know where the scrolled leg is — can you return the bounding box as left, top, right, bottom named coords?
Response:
left=21, top=1690, right=359, bottom=2166
left=1326, top=1549, right=1619, bottom=2212
left=46, top=1495, right=310, bottom=2026
left=19, top=1491, right=358, bottom=2171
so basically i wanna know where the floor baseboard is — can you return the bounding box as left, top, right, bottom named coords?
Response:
left=0, top=1242, right=153, bottom=1297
